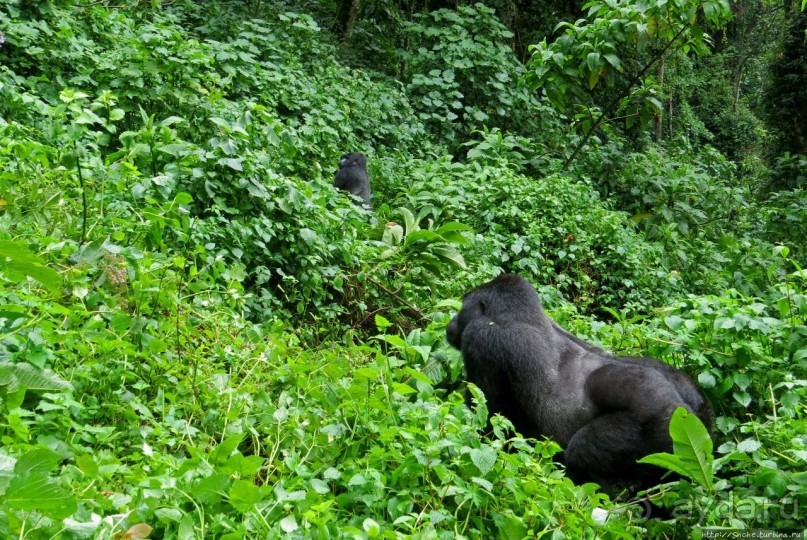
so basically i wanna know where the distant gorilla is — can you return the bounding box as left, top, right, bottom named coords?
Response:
left=446, top=274, right=712, bottom=489
left=334, top=152, right=371, bottom=208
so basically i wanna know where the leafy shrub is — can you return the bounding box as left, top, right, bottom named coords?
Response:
left=401, top=4, right=544, bottom=149
left=383, top=135, right=678, bottom=314
left=758, top=188, right=807, bottom=264
left=763, top=153, right=807, bottom=192
left=585, top=142, right=785, bottom=297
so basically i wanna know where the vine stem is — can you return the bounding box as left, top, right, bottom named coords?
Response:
left=74, top=140, right=88, bottom=246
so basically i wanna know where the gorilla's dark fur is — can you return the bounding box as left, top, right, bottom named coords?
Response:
left=334, top=152, right=371, bottom=208
left=446, top=274, right=712, bottom=489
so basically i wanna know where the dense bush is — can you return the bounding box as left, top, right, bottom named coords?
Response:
left=401, top=4, right=547, bottom=149
left=381, top=133, right=678, bottom=313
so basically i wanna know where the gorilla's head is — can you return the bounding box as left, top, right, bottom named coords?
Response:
left=338, top=152, right=367, bottom=169
left=446, top=274, right=545, bottom=349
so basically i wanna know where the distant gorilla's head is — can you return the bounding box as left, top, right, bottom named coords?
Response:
left=338, top=152, right=367, bottom=169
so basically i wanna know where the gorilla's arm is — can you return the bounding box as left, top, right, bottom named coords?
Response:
left=459, top=319, right=559, bottom=438
left=333, top=171, right=348, bottom=189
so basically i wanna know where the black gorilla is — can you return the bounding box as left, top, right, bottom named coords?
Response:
left=334, top=152, right=371, bottom=208
left=446, top=274, right=712, bottom=489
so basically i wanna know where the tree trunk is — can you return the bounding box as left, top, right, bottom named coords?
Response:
left=732, top=59, right=747, bottom=112
left=655, top=55, right=665, bottom=142
left=668, top=95, right=674, bottom=139
left=335, top=0, right=361, bottom=39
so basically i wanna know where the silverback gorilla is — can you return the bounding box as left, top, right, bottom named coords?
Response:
left=446, top=274, right=712, bottom=489
left=334, top=152, right=371, bottom=209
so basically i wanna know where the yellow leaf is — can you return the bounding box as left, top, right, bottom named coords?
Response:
left=119, top=523, right=153, bottom=539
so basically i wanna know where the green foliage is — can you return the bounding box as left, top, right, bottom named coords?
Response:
left=765, top=152, right=807, bottom=192
left=0, top=240, right=61, bottom=293
left=672, top=54, right=769, bottom=160
left=380, top=208, right=470, bottom=274
left=384, top=135, right=677, bottom=313
left=584, top=261, right=806, bottom=533
left=634, top=260, right=806, bottom=420
left=1, top=0, right=806, bottom=537
left=583, top=142, right=787, bottom=297
left=524, top=0, right=733, bottom=167
left=758, top=187, right=807, bottom=264
left=526, top=0, right=732, bottom=107
left=402, top=4, right=546, bottom=148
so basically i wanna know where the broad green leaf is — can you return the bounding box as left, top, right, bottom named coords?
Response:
left=733, top=391, right=752, bottom=408
left=638, top=407, right=714, bottom=490
left=0, top=240, right=61, bottom=292
left=229, top=479, right=262, bottom=512
left=219, top=158, right=243, bottom=171
left=377, top=335, right=407, bottom=348
left=310, top=478, right=330, bottom=494
left=59, top=89, right=89, bottom=102
left=0, top=362, right=73, bottom=393
left=193, top=472, right=230, bottom=505
left=435, top=222, right=472, bottom=244
left=374, top=315, right=392, bottom=331
left=159, top=116, right=185, bottom=127
left=363, top=518, right=380, bottom=536
left=470, top=445, right=497, bottom=475
left=737, top=438, right=762, bottom=453
left=159, top=143, right=193, bottom=156
left=75, top=110, right=103, bottom=125
left=603, top=53, right=622, bottom=70
left=497, top=515, right=528, bottom=540
left=432, top=245, right=467, bottom=269
left=300, top=228, right=319, bottom=244
left=391, top=382, right=417, bottom=395
left=209, top=434, right=244, bottom=465
left=0, top=454, right=16, bottom=477
left=399, top=207, right=417, bottom=236
left=354, top=367, right=382, bottom=380
left=586, top=52, right=601, bottom=72
left=697, top=372, right=716, bottom=388
left=403, top=367, right=433, bottom=385
left=404, top=230, right=440, bottom=246
left=471, top=476, right=493, bottom=491
left=664, top=315, right=683, bottom=330
left=14, top=448, right=61, bottom=476
left=225, top=454, right=264, bottom=477
left=280, top=516, right=298, bottom=533
left=5, top=472, right=78, bottom=519
left=772, top=245, right=790, bottom=258
left=382, top=223, right=404, bottom=246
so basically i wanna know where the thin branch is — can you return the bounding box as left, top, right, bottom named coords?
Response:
left=74, top=141, right=88, bottom=247
left=366, top=275, right=425, bottom=320
left=562, top=22, right=691, bottom=170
